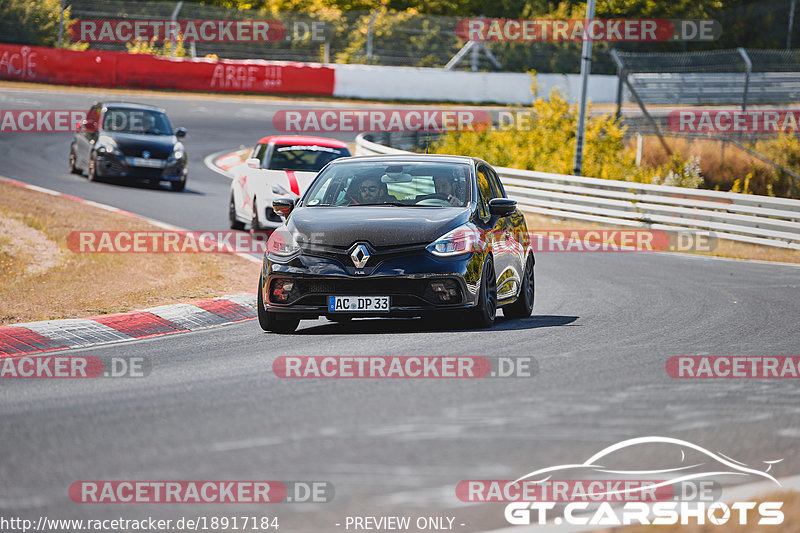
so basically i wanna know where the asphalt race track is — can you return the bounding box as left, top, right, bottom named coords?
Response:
left=1, top=86, right=800, bottom=532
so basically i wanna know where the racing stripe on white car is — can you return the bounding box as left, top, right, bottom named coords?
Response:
left=285, top=170, right=300, bottom=195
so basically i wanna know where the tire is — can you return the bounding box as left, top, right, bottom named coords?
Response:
left=69, top=149, right=81, bottom=175
left=257, top=275, right=299, bottom=333
left=503, top=255, right=535, bottom=319
left=229, top=192, right=245, bottom=230
left=468, top=258, right=497, bottom=329
left=171, top=178, right=186, bottom=192
left=87, top=153, right=98, bottom=182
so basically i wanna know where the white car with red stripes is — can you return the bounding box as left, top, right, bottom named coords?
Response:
left=229, top=135, right=351, bottom=230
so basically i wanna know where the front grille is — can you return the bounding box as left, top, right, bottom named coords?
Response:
left=120, top=147, right=170, bottom=159
left=300, top=243, right=428, bottom=269
left=269, top=277, right=463, bottom=306
left=296, top=278, right=427, bottom=296
left=128, top=167, right=165, bottom=179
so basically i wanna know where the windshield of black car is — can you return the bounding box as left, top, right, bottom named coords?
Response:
left=303, top=161, right=471, bottom=207
left=266, top=144, right=351, bottom=171
left=102, top=108, right=173, bottom=135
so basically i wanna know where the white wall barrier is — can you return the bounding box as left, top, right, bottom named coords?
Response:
left=333, top=63, right=619, bottom=105
left=355, top=133, right=800, bottom=250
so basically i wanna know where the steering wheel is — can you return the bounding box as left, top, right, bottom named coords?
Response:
left=415, top=193, right=450, bottom=203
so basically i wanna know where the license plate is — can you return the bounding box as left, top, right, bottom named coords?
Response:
left=328, top=296, right=390, bottom=312
left=129, top=157, right=165, bottom=168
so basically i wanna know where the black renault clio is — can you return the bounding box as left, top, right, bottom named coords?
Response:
left=69, top=102, right=188, bottom=191
left=258, top=154, right=535, bottom=333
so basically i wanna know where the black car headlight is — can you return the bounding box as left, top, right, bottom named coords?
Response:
left=427, top=224, right=484, bottom=257
left=267, top=227, right=301, bottom=259
left=169, top=143, right=185, bottom=162
left=96, top=139, right=122, bottom=156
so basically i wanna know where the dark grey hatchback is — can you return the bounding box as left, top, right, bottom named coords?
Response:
left=69, top=102, right=188, bottom=191
left=258, top=154, right=535, bottom=333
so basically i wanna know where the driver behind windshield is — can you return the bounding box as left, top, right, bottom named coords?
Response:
left=140, top=113, right=157, bottom=134
left=349, top=174, right=397, bottom=205
left=425, top=168, right=465, bottom=206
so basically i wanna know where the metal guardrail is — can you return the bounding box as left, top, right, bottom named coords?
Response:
left=355, top=133, right=800, bottom=250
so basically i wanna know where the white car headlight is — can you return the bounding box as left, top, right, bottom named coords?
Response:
left=271, top=184, right=291, bottom=196
left=426, top=224, right=484, bottom=257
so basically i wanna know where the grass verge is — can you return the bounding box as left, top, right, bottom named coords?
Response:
left=0, top=181, right=260, bottom=325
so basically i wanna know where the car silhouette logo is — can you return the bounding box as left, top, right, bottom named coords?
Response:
left=350, top=244, right=370, bottom=269
left=142, top=151, right=150, bottom=159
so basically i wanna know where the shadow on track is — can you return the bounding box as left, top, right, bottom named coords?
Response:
left=293, top=314, right=579, bottom=335
left=72, top=174, right=203, bottom=195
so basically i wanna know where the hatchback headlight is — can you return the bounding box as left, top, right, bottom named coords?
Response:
left=267, top=227, right=301, bottom=258
left=170, top=144, right=184, bottom=161
left=427, top=224, right=484, bottom=257
left=96, top=138, right=121, bottom=156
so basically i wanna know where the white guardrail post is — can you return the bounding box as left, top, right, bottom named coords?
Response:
left=355, top=133, right=800, bottom=250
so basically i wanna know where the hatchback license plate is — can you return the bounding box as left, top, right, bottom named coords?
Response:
left=328, top=296, right=389, bottom=312
left=129, top=157, right=165, bottom=168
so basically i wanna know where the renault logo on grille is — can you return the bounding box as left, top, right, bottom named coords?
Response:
left=350, top=244, right=370, bottom=269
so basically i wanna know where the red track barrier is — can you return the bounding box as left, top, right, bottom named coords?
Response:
left=0, top=43, right=334, bottom=96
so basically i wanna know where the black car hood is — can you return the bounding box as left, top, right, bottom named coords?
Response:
left=105, top=132, right=177, bottom=157
left=288, top=206, right=471, bottom=248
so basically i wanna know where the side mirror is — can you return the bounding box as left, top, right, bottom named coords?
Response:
left=273, top=197, right=295, bottom=217
left=246, top=158, right=260, bottom=169
left=488, top=198, right=517, bottom=217
left=175, top=127, right=187, bottom=138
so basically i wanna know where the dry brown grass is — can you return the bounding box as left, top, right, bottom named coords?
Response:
left=612, top=490, right=800, bottom=533
left=0, top=181, right=260, bottom=325
left=523, top=213, right=800, bottom=264
left=630, top=135, right=795, bottom=197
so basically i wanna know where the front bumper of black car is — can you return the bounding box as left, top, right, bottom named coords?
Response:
left=95, top=152, right=187, bottom=182
left=261, top=248, right=486, bottom=319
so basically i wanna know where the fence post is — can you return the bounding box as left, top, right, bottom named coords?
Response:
left=788, top=0, right=796, bottom=50
left=57, top=0, right=66, bottom=48
left=738, top=47, right=751, bottom=111
left=572, top=0, right=596, bottom=176
left=170, top=1, right=184, bottom=58
left=366, top=10, right=378, bottom=64
left=610, top=49, right=625, bottom=120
